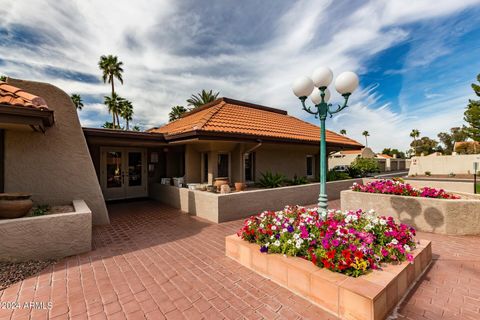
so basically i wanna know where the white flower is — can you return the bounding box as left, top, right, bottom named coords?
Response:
left=260, top=223, right=264, bottom=228
left=287, top=239, right=292, bottom=244
left=282, top=228, right=288, bottom=233
left=270, top=235, right=275, bottom=240
left=293, top=233, right=300, bottom=239
left=364, top=223, right=372, bottom=231
left=271, top=225, right=277, bottom=231
left=289, top=218, right=295, bottom=223
left=295, top=243, right=301, bottom=249
left=273, top=240, right=281, bottom=247
left=265, top=242, right=269, bottom=247
left=390, top=239, right=399, bottom=245
left=372, top=218, right=379, bottom=225
left=403, top=244, right=411, bottom=252
left=379, top=219, right=387, bottom=226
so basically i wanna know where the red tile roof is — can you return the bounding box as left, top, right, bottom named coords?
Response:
left=149, top=98, right=362, bottom=147
left=0, top=82, right=49, bottom=110
left=376, top=154, right=393, bottom=159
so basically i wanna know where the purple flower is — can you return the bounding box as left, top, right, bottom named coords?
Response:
left=332, top=239, right=340, bottom=247
left=287, top=225, right=294, bottom=233
left=260, top=246, right=268, bottom=253
left=275, top=233, right=280, bottom=239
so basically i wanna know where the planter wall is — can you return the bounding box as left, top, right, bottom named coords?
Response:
left=341, top=190, right=480, bottom=235
left=150, top=179, right=362, bottom=223
left=0, top=200, right=92, bottom=262
left=226, top=235, right=432, bottom=320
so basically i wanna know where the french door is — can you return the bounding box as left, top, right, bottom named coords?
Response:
left=100, top=147, right=147, bottom=200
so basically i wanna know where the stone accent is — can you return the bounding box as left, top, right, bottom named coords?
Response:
left=0, top=200, right=92, bottom=262
left=341, top=190, right=480, bottom=235
left=225, top=234, right=432, bottom=320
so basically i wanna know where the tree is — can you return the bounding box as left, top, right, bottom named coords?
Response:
left=410, top=136, right=438, bottom=155
left=186, top=89, right=219, bottom=108
left=104, top=94, right=122, bottom=129
left=381, top=148, right=406, bottom=159
left=119, top=99, right=134, bottom=130
left=362, top=131, right=370, bottom=147
left=410, top=129, right=420, bottom=155
left=0, top=75, right=6, bottom=82
left=70, top=94, right=84, bottom=110
left=340, top=129, right=347, bottom=135
left=169, top=105, right=188, bottom=122
left=464, top=73, right=480, bottom=141
left=350, top=158, right=379, bottom=176
left=437, top=127, right=468, bottom=154
left=98, top=55, right=124, bottom=128
left=102, top=121, right=114, bottom=129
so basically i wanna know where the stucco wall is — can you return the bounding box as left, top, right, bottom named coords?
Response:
left=255, top=144, right=319, bottom=180
left=408, top=154, right=480, bottom=175
left=150, top=179, right=361, bottom=223
left=0, top=200, right=92, bottom=262
left=341, top=190, right=480, bottom=235
left=4, top=79, right=109, bottom=225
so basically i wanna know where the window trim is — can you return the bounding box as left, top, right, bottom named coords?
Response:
left=306, top=155, right=314, bottom=178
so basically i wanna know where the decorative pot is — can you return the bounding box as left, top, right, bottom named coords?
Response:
left=234, top=182, right=246, bottom=192
left=214, top=178, right=229, bottom=191
left=0, top=193, right=33, bottom=219
left=220, top=184, right=231, bottom=194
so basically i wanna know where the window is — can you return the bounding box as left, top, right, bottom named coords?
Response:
left=306, top=155, right=314, bottom=177
left=203, top=153, right=208, bottom=182
left=217, top=153, right=229, bottom=178
left=244, top=152, right=255, bottom=181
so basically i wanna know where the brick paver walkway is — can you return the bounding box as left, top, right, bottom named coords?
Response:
left=1, top=200, right=479, bottom=320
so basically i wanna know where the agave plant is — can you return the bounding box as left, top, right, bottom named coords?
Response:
left=258, top=171, right=286, bottom=188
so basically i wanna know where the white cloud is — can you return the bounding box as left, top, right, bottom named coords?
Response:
left=1, top=0, right=479, bottom=150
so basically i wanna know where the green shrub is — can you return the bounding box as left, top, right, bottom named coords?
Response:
left=31, top=205, right=50, bottom=216
left=350, top=158, right=379, bottom=176
left=258, top=171, right=286, bottom=188
left=326, top=170, right=351, bottom=181
left=288, top=174, right=309, bottom=185
left=346, top=166, right=361, bottom=178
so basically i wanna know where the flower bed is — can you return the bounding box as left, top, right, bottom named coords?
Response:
left=351, top=179, right=459, bottom=199
left=237, top=206, right=416, bottom=277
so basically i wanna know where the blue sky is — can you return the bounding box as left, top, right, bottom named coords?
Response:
left=1, top=0, right=480, bottom=151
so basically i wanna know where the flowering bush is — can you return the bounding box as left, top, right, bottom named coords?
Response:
left=238, top=206, right=416, bottom=277
left=351, top=179, right=460, bottom=199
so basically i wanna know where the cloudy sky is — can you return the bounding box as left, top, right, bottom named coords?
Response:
left=1, top=0, right=480, bottom=151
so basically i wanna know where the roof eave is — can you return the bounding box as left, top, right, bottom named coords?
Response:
left=0, top=104, right=54, bottom=131
left=164, top=130, right=363, bottom=149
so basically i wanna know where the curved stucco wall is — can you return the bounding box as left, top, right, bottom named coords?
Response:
left=4, top=79, right=109, bottom=225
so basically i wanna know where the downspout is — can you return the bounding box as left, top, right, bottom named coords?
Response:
left=241, top=140, right=262, bottom=182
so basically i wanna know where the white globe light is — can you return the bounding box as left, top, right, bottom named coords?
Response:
left=335, top=71, right=359, bottom=95
left=311, top=67, right=333, bottom=88
left=292, top=76, right=314, bottom=97
left=310, top=88, right=331, bottom=105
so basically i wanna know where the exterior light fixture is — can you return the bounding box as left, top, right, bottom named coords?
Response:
left=292, top=67, right=359, bottom=210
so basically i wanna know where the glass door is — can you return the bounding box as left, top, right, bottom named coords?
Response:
left=101, top=148, right=148, bottom=200
left=125, top=149, right=147, bottom=199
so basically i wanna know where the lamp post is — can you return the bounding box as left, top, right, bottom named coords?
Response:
left=292, top=67, right=359, bottom=211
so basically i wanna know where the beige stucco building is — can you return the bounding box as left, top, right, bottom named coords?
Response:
left=328, top=147, right=408, bottom=172
left=1, top=80, right=363, bottom=223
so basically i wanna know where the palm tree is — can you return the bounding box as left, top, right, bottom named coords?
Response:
left=98, top=55, right=124, bottom=127
left=104, top=94, right=121, bottom=129
left=410, top=129, right=420, bottom=155
left=169, top=105, right=188, bottom=122
left=186, top=89, right=219, bottom=108
left=362, top=130, right=370, bottom=147
left=340, top=129, right=347, bottom=135
left=119, top=99, right=134, bottom=130
left=71, top=94, right=84, bottom=110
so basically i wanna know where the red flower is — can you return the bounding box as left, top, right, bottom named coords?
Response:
left=354, top=251, right=364, bottom=260
left=327, top=250, right=336, bottom=260
left=341, top=249, right=351, bottom=259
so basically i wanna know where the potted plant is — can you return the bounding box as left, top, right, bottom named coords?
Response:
left=0, top=193, right=33, bottom=219
left=234, top=182, right=246, bottom=192
left=214, top=178, right=229, bottom=191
